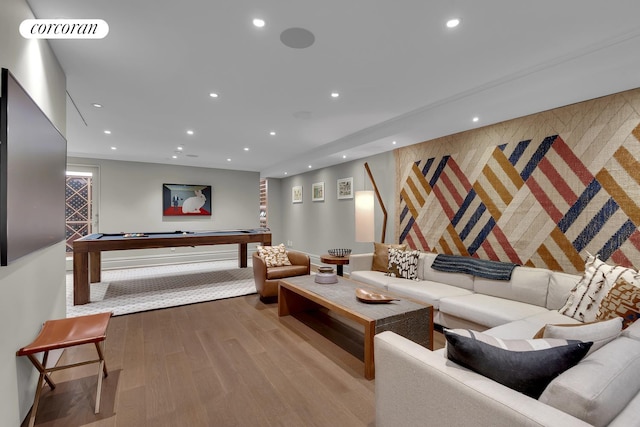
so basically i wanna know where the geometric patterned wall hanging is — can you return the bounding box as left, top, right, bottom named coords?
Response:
left=396, top=88, right=640, bottom=274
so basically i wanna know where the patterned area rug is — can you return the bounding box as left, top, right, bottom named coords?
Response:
left=66, top=260, right=256, bottom=317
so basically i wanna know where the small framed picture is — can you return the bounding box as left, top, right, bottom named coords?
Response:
left=337, top=177, right=353, bottom=199
left=312, top=182, right=325, bottom=202
left=292, top=185, right=303, bottom=203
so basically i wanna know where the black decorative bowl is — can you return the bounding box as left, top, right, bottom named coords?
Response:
left=328, top=248, right=352, bottom=257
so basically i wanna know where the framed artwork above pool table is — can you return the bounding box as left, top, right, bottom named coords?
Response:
left=163, top=183, right=212, bottom=216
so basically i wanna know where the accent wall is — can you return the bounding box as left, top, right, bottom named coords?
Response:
left=396, top=88, right=640, bottom=274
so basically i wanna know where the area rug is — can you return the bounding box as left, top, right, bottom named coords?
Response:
left=66, top=260, right=256, bottom=317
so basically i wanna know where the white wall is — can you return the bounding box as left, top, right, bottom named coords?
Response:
left=68, top=157, right=262, bottom=268
left=274, top=151, right=395, bottom=268
left=0, top=0, right=67, bottom=425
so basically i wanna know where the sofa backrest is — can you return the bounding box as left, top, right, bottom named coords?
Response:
left=547, top=271, right=581, bottom=310
left=420, top=252, right=474, bottom=290
left=473, top=266, right=550, bottom=307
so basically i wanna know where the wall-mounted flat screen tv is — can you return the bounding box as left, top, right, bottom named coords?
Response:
left=0, top=68, right=67, bottom=265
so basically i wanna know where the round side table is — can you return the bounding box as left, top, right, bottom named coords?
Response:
left=320, top=254, right=350, bottom=276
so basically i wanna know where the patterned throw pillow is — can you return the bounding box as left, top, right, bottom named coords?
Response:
left=559, top=254, right=639, bottom=322
left=372, top=242, right=407, bottom=273
left=386, top=248, right=420, bottom=280
left=596, top=278, right=640, bottom=329
left=257, top=244, right=292, bottom=268
left=444, top=328, right=592, bottom=399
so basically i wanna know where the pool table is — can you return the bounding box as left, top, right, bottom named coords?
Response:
left=72, top=229, right=272, bottom=305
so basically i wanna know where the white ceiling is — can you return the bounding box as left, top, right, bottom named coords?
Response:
left=26, top=0, right=640, bottom=178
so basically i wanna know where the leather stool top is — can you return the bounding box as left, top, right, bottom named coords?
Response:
left=17, top=312, right=112, bottom=356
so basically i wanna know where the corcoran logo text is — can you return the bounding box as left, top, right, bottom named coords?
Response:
left=20, top=19, right=109, bottom=39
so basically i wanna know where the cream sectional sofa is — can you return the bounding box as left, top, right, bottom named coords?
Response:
left=350, top=252, right=582, bottom=333
left=349, top=252, right=640, bottom=426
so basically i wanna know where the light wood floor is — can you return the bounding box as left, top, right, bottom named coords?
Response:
left=22, top=294, right=444, bottom=427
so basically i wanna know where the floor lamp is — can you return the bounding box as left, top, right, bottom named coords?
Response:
left=355, top=162, right=387, bottom=243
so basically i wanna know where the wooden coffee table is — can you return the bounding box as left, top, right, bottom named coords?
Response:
left=278, top=275, right=433, bottom=380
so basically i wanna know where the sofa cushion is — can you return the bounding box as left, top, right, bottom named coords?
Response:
left=439, top=293, right=549, bottom=329
left=257, top=244, right=291, bottom=267
left=547, top=272, right=581, bottom=310
left=608, top=387, right=640, bottom=426
left=535, top=317, right=623, bottom=355
left=539, top=336, right=640, bottom=427
left=386, top=280, right=473, bottom=310
left=486, top=311, right=581, bottom=340
left=622, top=318, right=640, bottom=341
left=348, top=270, right=389, bottom=289
left=372, top=242, right=406, bottom=273
left=596, top=278, right=640, bottom=329
left=473, top=266, right=550, bottom=307
left=444, top=328, right=591, bottom=399
left=387, top=248, right=420, bottom=280
left=421, top=252, right=474, bottom=290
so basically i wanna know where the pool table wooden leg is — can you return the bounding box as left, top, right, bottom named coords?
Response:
left=74, top=252, right=90, bottom=305
left=89, top=251, right=101, bottom=283
left=239, top=243, right=247, bottom=268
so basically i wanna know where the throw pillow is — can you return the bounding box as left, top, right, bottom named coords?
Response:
left=371, top=242, right=407, bottom=273
left=444, top=328, right=592, bottom=399
left=257, top=244, right=292, bottom=268
left=533, top=317, right=622, bottom=355
left=596, top=278, right=640, bottom=329
left=386, top=248, right=420, bottom=280
left=559, top=254, right=617, bottom=322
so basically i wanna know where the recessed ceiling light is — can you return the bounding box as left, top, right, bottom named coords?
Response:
left=177, top=146, right=183, bottom=151
left=331, top=92, right=340, bottom=98
left=342, top=155, right=347, bottom=159
left=269, top=131, right=276, bottom=136
left=227, top=158, right=231, bottom=162
left=186, top=130, right=194, bottom=135
left=244, top=147, right=250, bottom=151
left=284, top=172, right=288, bottom=175
left=472, top=116, right=479, bottom=122
left=92, top=103, right=102, bottom=108
left=308, top=165, right=312, bottom=168
left=392, top=140, right=397, bottom=145
left=172, top=155, right=177, bottom=159
left=209, top=92, right=219, bottom=98
left=446, top=18, right=461, bottom=28
left=253, top=18, right=265, bottom=28
left=110, top=146, right=117, bottom=150
left=104, top=130, right=111, bottom=134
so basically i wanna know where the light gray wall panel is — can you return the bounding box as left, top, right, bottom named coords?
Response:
left=278, top=151, right=395, bottom=265
left=68, top=157, right=261, bottom=265
left=1, top=1, right=67, bottom=425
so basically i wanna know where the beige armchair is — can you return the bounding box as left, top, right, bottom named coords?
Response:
left=252, top=250, right=310, bottom=301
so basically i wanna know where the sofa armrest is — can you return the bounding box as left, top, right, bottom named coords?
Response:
left=374, top=331, right=592, bottom=427
left=348, top=253, right=373, bottom=273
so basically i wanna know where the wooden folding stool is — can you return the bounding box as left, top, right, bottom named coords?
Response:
left=16, top=312, right=112, bottom=427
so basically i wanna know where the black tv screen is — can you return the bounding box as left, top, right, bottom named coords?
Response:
left=0, top=68, right=67, bottom=265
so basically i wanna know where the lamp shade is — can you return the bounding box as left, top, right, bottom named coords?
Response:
left=355, top=190, right=375, bottom=242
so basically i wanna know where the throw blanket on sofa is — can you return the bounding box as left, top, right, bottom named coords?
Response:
left=432, top=254, right=518, bottom=281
